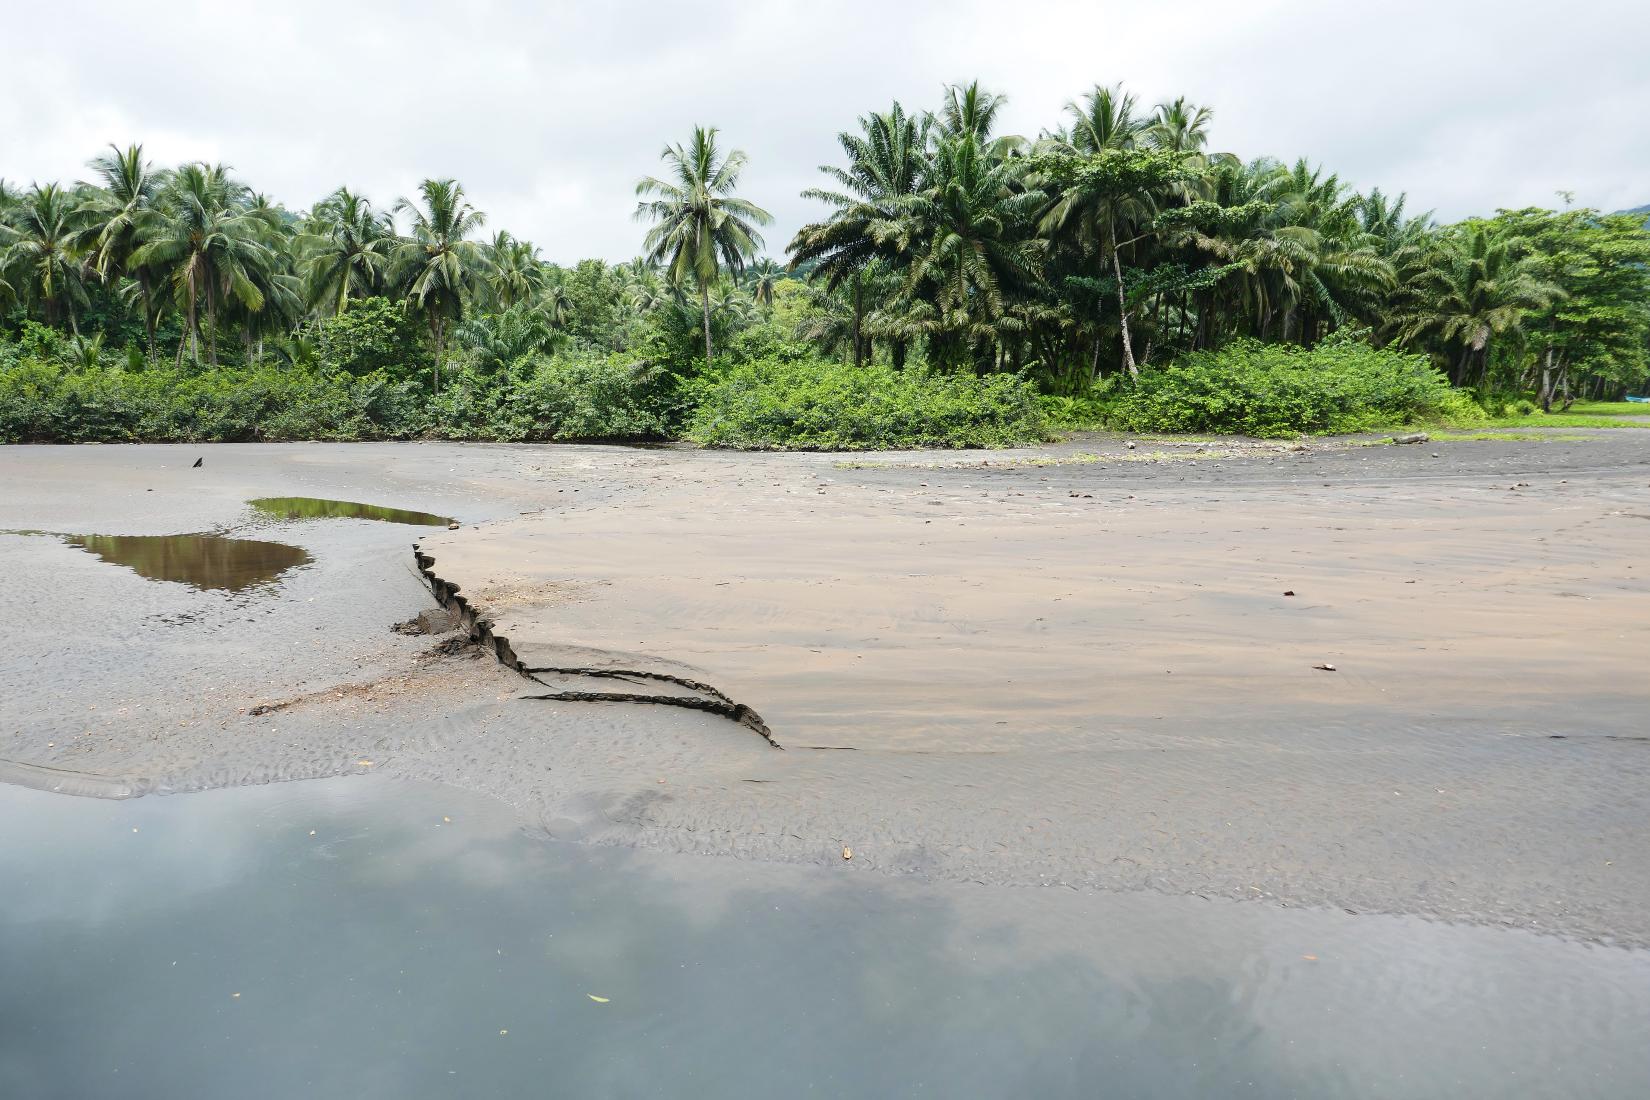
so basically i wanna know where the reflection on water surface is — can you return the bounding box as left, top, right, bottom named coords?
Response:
left=249, top=496, right=453, bottom=526
left=0, top=777, right=1645, bottom=1099
left=61, top=533, right=310, bottom=592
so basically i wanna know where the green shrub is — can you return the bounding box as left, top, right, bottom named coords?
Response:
left=686, top=359, right=1050, bottom=450
left=515, top=355, right=685, bottom=440
left=423, top=353, right=685, bottom=441
left=1433, top=389, right=1491, bottom=426
left=0, top=359, right=401, bottom=443
left=1105, top=337, right=1452, bottom=437
left=1039, top=392, right=1113, bottom=431
left=314, top=297, right=430, bottom=381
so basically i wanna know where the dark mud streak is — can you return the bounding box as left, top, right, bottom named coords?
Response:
left=412, top=544, right=780, bottom=747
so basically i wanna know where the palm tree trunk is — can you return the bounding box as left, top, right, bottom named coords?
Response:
left=700, top=283, right=714, bottom=366
left=1110, top=221, right=1137, bottom=380
left=432, top=315, right=445, bottom=394
left=186, top=275, right=200, bottom=367
left=140, top=275, right=156, bottom=361
left=206, top=285, right=219, bottom=366
left=852, top=278, right=863, bottom=369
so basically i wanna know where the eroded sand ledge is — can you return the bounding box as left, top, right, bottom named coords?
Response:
left=2, top=437, right=1648, bottom=946
left=413, top=545, right=779, bottom=744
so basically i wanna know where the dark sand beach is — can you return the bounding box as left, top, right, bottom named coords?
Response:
left=3, top=432, right=1647, bottom=946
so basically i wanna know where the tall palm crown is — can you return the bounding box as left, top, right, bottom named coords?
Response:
left=892, top=134, right=1046, bottom=366
left=75, top=144, right=167, bottom=352
left=1393, top=226, right=1560, bottom=384
left=1146, top=98, right=1215, bottom=154
left=742, top=258, right=785, bottom=308
left=790, top=102, right=932, bottom=286
left=299, top=187, right=394, bottom=315
left=131, top=163, right=277, bottom=364
left=635, top=126, right=771, bottom=364
left=0, top=182, right=91, bottom=333
left=1065, top=84, right=1144, bottom=154
left=940, top=81, right=1008, bottom=143
left=389, top=178, right=487, bottom=382
left=789, top=103, right=932, bottom=366
left=77, top=144, right=164, bottom=278
left=483, top=231, right=547, bottom=309
left=1181, top=159, right=1393, bottom=343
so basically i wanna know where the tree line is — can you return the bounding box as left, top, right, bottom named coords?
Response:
left=3, top=80, right=1647, bottom=406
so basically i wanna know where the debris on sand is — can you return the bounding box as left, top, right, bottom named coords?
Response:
left=1313, top=663, right=1337, bottom=672
left=1391, top=433, right=1430, bottom=445
left=391, top=607, right=461, bottom=636
left=424, top=635, right=481, bottom=659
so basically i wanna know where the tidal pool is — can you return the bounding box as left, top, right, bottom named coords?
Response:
left=1, top=777, right=1645, bottom=1099
left=249, top=496, right=454, bottom=527
left=59, top=533, right=311, bottom=592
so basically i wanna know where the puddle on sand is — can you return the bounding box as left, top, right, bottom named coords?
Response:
left=249, top=496, right=453, bottom=527
left=62, top=533, right=310, bottom=592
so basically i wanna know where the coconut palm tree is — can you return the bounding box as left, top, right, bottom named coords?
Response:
left=1392, top=226, right=1560, bottom=385
left=131, top=163, right=277, bottom=365
left=483, top=231, right=547, bottom=309
left=1146, top=98, right=1215, bottom=154
left=789, top=103, right=932, bottom=365
left=298, top=187, right=393, bottom=316
left=0, top=183, right=91, bottom=333
left=538, top=273, right=573, bottom=330
left=388, top=178, right=487, bottom=388
left=891, top=133, right=1046, bottom=369
left=1063, top=84, right=1144, bottom=156
left=635, top=126, right=772, bottom=365
left=742, top=257, right=785, bottom=309
left=76, top=144, right=167, bottom=355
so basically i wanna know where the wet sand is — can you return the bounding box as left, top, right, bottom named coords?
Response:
left=2, top=434, right=1648, bottom=945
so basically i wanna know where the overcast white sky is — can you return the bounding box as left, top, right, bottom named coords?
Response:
left=6, top=0, right=1647, bottom=263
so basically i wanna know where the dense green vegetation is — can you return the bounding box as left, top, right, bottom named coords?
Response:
left=687, top=359, right=1047, bottom=450
left=1103, top=336, right=1460, bottom=437
left=3, top=84, right=1648, bottom=448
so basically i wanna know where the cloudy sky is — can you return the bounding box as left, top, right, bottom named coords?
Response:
left=7, top=0, right=1647, bottom=263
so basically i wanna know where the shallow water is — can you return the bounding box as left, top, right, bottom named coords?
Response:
left=249, top=496, right=454, bottom=527
left=60, top=532, right=311, bottom=591
left=1, top=778, right=1645, bottom=1100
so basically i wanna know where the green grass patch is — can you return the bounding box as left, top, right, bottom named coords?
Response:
left=1566, top=401, right=1650, bottom=417
left=1427, top=431, right=1592, bottom=442
left=1452, top=413, right=1650, bottom=430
